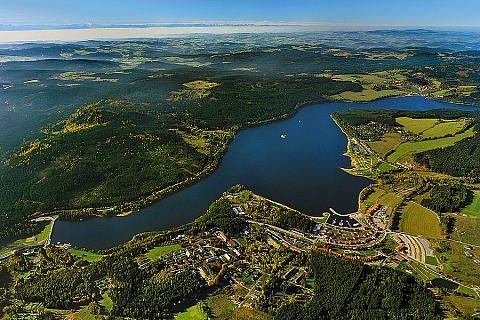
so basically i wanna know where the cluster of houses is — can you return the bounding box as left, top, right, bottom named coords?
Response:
left=138, top=229, right=242, bottom=277
left=365, top=202, right=387, bottom=231
left=317, top=223, right=382, bottom=248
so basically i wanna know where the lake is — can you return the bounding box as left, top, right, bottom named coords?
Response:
left=51, top=96, right=478, bottom=249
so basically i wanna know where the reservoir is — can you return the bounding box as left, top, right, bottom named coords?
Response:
left=52, top=96, right=478, bottom=249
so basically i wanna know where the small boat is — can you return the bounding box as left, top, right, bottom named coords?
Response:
left=280, top=133, right=287, bottom=139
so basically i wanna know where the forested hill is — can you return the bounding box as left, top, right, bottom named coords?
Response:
left=0, top=72, right=359, bottom=242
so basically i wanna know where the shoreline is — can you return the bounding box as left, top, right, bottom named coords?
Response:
left=42, top=94, right=476, bottom=223
left=36, top=95, right=480, bottom=242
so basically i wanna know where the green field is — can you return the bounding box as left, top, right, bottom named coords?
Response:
left=174, top=304, right=207, bottom=320
left=396, top=117, right=438, bottom=134
left=461, top=190, right=480, bottom=218
left=328, top=72, right=407, bottom=102
left=68, top=248, right=104, bottom=262
left=387, top=128, right=475, bottom=163
left=421, top=119, right=468, bottom=139
left=399, top=202, right=442, bottom=239
left=367, top=132, right=402, bottom=157
left=378, top=193, right=403, bottom=208
left=332, top=88, right=404, bottom=102
left=145, top=243, right=182, bottom=260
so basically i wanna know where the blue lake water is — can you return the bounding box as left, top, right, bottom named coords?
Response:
left=52, top=96, right=478, bottom=249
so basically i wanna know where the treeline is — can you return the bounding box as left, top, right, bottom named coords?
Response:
left=421, top=183, right=472, bottom=213
left=275, top=253, right=441, bottom=320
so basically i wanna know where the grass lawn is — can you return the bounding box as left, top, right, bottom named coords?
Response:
left=174, top=304, right=207, bottom=320
left=461, top=190, right=480, bottom=218
left=69, top=308, right=98, bottom=320
left=375, top=162, right=397, bottom=172
left=145, top=243, right=182, bottom=260
left=396, top=117, right=438, bottom=134
left=68, top=248, right=104, bottom=262
left=367, top=132, right=402, bottom=157
left=99, top=293, right=114, bottom=313
left=399, top=201, right=442, bottom=239
left=387, top=128, right=475, bottom=163
left=0, top=248, right=12, bottom=257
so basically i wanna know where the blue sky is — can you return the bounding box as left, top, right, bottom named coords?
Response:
left=2, top=0, right=480, bottom=27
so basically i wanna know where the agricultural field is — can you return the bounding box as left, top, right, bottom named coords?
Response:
left=367, top=132, right=402, bottom=157
left=399, top=201, right=442, bottom=239
left=145, top=243, right=182, bottom=260
left=387, top=127, right=475, bottom=163
left=396, top=116, right=470, bottom=139
left=421, top=119, right=469, bottom=139
left=327, top=72, right=408, bottom=102
left=396, top=117, right=439, bottom=134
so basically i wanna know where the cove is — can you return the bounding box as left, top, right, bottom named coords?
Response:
left=51, top=96, right=479, bottom=249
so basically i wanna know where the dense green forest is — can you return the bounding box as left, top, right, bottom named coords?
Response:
left=274, top=253, right=441, bottom=320
left=421, top=184, right=472, bottom=213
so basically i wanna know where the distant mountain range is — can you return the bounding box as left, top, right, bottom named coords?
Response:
left=0, top=23, right=299, bottom=31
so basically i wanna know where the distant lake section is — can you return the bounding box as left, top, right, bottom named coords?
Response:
left=52, top=96, right=479, bottom=249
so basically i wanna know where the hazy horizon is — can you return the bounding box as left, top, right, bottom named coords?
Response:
left=2, top=24, right=480, bottom=44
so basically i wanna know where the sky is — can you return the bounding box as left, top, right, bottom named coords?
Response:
left=2, top=0, right=480, bottom=27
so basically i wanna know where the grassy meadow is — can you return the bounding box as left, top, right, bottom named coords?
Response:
left=387, top=128, right=475, bottom=163
left=145, top=243, right=182, bottom=260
